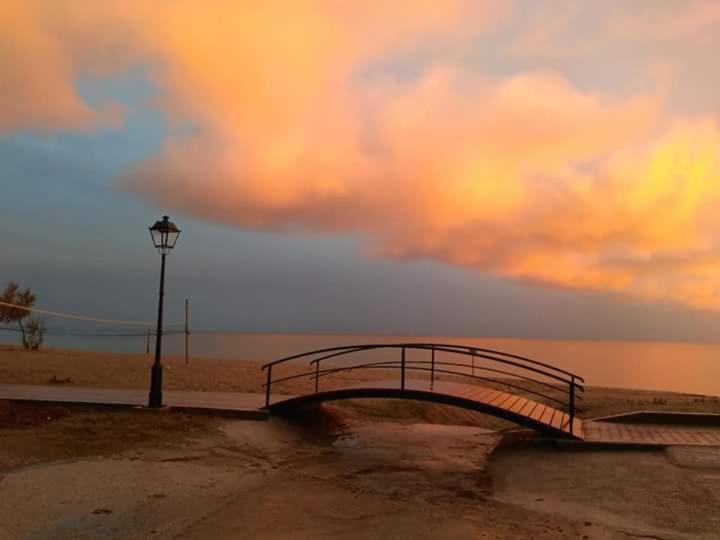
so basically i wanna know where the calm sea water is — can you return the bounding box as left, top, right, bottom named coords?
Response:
left=4, top=331, right=719, bottom=397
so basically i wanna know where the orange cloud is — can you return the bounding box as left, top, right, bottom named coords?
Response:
left=4, top=1, right=720, bottom=310
left=0, top=3, right=127, bottom=132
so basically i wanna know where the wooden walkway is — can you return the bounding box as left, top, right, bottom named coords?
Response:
left=583, top=420, right=720, bottom=446
left=268, top=379, right=584, bottom=440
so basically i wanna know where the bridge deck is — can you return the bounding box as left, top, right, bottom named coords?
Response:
left=269, top=379, right=583, bottom=440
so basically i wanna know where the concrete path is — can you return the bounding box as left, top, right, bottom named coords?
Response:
left=0, top=384, right=271, bottom=419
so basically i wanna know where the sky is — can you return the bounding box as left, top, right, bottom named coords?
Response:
left=2, top=0, right=720, bottom=341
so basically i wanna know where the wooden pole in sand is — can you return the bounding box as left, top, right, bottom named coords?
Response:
left=146, top=329, right=151, bottom=354
left=184, top=298, right=190, bottom=365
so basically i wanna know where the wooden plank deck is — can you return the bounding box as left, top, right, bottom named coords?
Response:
left=271, top=379, right=583, bottom=439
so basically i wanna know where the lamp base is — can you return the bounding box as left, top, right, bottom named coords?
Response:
left=148, top=363, right=164, bottom=408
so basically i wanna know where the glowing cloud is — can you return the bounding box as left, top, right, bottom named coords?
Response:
left=4, top=1, right=720, bottom=309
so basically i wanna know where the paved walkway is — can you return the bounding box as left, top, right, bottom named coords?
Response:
left=0, top=384, right=270, bottom=419
left=4, top=384, right=720, bottom=445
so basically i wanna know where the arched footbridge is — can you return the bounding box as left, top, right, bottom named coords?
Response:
left=261, top=343, right=585, bottom=440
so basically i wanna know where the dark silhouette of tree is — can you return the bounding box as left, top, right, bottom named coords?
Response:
left=0, top=281, right=45, bottom=350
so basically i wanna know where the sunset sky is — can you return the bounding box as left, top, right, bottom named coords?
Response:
left=2, top=1, right=720, bottom=340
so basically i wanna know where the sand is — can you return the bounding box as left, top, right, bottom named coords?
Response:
left=490, top=445, right=720, bottom=539
left=2, top=344, right=720, bottom=426
left=3, top=345, right=720, bottom=538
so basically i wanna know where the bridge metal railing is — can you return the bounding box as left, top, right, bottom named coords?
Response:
left=261, top=343, right=585, bottom=433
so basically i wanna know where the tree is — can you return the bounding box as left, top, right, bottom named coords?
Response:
left=0, top=281, right=45, bottom=350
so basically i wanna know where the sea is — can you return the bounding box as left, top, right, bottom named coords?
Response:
left=3, top=331, right=719, bottom=397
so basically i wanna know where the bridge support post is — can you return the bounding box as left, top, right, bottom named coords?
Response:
left=265, top=366, right=272, bottom=408
left=569, top=375, right=575, bottom=435
left=430, top=346, right=435, bottom=391
left=401, top=347, right=406, bottom=390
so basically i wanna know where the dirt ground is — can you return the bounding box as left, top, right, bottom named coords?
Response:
left=1, top=401, right=720, bottom=539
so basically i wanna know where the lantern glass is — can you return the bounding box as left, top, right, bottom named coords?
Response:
left=149, top=216, right=181, bottom=254
left=166, top=229, right=179, bottom=248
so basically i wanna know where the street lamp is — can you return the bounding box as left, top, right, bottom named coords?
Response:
left=148, top=215, right=181, bottom=408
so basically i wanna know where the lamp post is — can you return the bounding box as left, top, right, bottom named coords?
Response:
left=148, top=215, right=181, bottom=408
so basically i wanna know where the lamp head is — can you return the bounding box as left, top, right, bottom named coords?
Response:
left=149, top=215, right=180, bottom=254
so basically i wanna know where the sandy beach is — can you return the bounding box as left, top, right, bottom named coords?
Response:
left=2, top=345, right=720, bottom=538
left=2, top=344, right=720, bottom=423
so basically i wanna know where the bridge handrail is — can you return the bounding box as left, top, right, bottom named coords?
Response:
left=262, top=343, right=584, bottom=382
left=389, top=345, right=576, bottom=386
left=261, top=360, right=575, bottom=408
left=310, top=359, right=583, bottom=396
left=403, top=343, right=584, bottom=382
